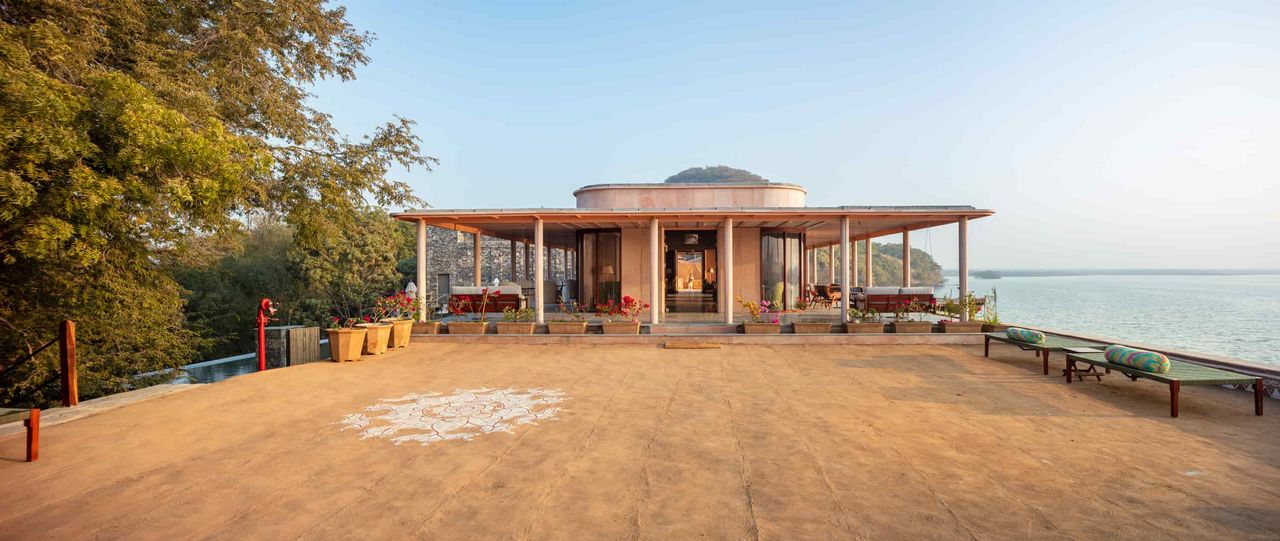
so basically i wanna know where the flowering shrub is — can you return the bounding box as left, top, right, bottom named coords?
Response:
left=448, top=288, right=498, bottom=322
left=595, top=295, right=648, bottom=323
left=376, top=290, right=421, bottom=321
left=557, top=300, right=588, bottom=322
left=736, top=296, right=779, bottom=324
left=502, top=306, right=534, bottom=322
left=328, top=316, right=363, bottom=329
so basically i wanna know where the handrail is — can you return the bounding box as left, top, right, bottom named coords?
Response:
left=0, top=320, right=78, bottom=407
left=0, top=337, right=58, bottom=379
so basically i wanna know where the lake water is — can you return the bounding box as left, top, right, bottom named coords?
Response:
left=941, top=274, right=1280, bottom=367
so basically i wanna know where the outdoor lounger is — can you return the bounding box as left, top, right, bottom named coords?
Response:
left=983, top=332, right=1105, bottom=375
left=1065, top=351, right=1265, bottom=418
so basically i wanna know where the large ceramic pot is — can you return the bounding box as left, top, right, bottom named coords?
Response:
left=792, top=322, right=831, bottom=334
left=845, top=321, right=886, bottom=334
left=742, top=323, right=782, bottom=334
left=412, top=321, right=441, bottom=335
left=548, top=321, right=589, bottom=334
left=890, top=321, right=934, bottom=334
left=327, top=328, right=367, bottom=362
left=496, top=322, right=535, bottom=335
left=448, top=321, right=487, bottom=335
left=981, top=323, right=1010, bottom=333
left=602, top=321, right=641, bottom=335
left=357, top=323, right=392, bottom=354
left=939, top=320, right=984, bottom=333
left=381, top=319, right=414, bottom=347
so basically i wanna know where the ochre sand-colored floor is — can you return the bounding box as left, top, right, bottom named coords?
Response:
left=2, top=343, right=1278, bottom=540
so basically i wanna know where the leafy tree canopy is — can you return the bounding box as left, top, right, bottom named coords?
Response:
left=664, top=166, right=767, bottom=184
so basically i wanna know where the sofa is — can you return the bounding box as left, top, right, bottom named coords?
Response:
left=857, top=286, right=935, bottom=313
left=449, top=284, right=525, bottom=313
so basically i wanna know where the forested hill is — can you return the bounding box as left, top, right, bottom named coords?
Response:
left=871, top=243, right=943, bottom=286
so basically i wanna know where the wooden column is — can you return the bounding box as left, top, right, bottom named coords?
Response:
left=840, top=217, right=851, bottom=323
left=473, top=232, right=483, bottom=286
left=959, top=218, right=969, bottom=322
left=723, top=218, right=734, bottom=324
left=416, top=220, right=428, bottom=322
left=864, top=239, right=874, bottom=288
left=902, top=229, right=911, bottom=287
left=59, top=320, right=77, bottom=407
left=649, top=218, right=661, bottom=324
left=534, top=218, right=545, bottom=324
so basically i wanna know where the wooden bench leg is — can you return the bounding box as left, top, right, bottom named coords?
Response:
left=1066, top=359, right=1075, bottom=384
left=1042, top=350, right=1049, bottom=375
left=24, top=409, right=39, bottom=462
left=1170, top=382, right=1180, bottom=418
left=1256, top=378, right=1265, bottom=416
left=984, top=335, right=990, bottom=357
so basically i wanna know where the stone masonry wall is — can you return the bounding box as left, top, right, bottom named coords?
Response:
left=420, top=226, right=571, bottom=309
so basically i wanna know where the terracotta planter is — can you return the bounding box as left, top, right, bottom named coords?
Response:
left=380, top=319, right=414, bottom=347
left=413, top=321, right=441, bottom=335
left=742, top=322, right=782, bottom=334
left=792, top=322, right=832, bottom=334
left=547, top=321, right=589, bottom=334
left=448, top=321, right=488, bottom=335
left=981, top=323, right=1010, bottom=333
left=890, top=321, right=934, bottom=334
left=357, top=323, right=392, bottom=354
left=327, top=328, right=367, bottom=362
left=496, top=322, right=535, bottom=335
left=940, top=321, right=984, bottom=333
left=845, top=321, right=886, bottom=334
left=601, top=321, right=641, bottom=335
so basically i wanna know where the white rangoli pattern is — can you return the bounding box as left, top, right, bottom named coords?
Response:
left=337, top=388, right=567, bottom=445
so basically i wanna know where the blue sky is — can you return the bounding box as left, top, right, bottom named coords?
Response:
left=310, top=1, right=1280, bottom=269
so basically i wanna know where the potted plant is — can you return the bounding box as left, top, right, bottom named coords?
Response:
left=791, top=301, right=831, bottom=334
left=889, top=299, right=932, bottom=333
left=979, top=289, right=1009, bottom=332
left=737, top=296, right=781, bottom=334
left=378, top=291, right=419, bottom=348
left=412, top=297, right=442, bottom=335
left=327, top=317, right=368, bottom=362
left=549, top=301, right=590, bottom=334
left=447, top=289, right=495, bottom=334
left=938, top=293, right=984, bottom=333
left=356, top=314, right=392, bottom=355
left=497, top=306, right=536, bottom=334
left=597, top=296, right=648, bottom=334
left=845, top=307, right=885, bottom=333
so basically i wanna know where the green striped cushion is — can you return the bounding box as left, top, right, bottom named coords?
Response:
left=1104, top=345, right=1170, bottom=374
left=1005, top=327, right=1046, bottom=344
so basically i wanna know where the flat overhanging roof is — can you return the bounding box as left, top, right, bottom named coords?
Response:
left=391, top=206, right=993, bottom=249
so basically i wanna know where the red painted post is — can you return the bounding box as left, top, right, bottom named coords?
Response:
left=256, top=298, right=275, bottom=372
left=59, top=320, right=78, bottom=407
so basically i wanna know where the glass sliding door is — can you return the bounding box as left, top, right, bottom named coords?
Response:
left=577, top=230, right=621, bottom=308
left=761, top=231, right=805, bottom=310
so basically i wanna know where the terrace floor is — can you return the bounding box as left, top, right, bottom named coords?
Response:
left=2, top=343, right=1278, bottom=539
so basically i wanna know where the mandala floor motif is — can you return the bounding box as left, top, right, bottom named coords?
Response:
left=337, top=388, right=568, bottom=445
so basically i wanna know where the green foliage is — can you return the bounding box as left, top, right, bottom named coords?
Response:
left=867, top=242, right=944, bottom=286
left=0, top=1, right=431, bottom=407
left=664, top=166, right=766, bottom=184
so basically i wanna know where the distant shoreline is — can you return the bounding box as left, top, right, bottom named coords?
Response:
left=942, top=269, right=1280, bottom=278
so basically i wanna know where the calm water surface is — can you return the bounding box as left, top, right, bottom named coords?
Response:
left=941, top=274, right=1280, bottom=367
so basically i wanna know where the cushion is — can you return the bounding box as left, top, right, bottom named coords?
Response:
left=451, top=286, right=523, bottom=296
left=899, top=287, right=934, bottom=296
left=865, top=287, right=901, bottom=295
left=1104, top=345, right=1171, bottom=374
left=1005, top=327, right=1046, bottom=344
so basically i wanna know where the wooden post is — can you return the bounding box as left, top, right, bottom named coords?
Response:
left=1255, top=378, right=1265, bottom=416
left=59, top=320, right=78, bottom=407
left=473, top=232, right=483, bottom=286
left=1170, top=381, right=1180, bottom=418
left=25, top=409, right=39, bottom=462
left=723, top=218, right=734, bottom=325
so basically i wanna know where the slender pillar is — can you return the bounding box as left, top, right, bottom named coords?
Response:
left=840, top=217, right=852, bottom=323
left=827, top=245, right=836, bottom=284
left=535, top=218, right=545, bottom=324
left=902, top=229, right=911, bottom=287
left=864, top=239, right=874, bottom=288
left=723, top=218, right=734, bottom=324
left=416, top=220, right=428, bottom=322
left=473, top=232, right=483, bottom=286
left=509, top=240, right=517, bottom=282
left=649, top=218, right=661, bottom=324
left=959, top=218, right=969, bottom=322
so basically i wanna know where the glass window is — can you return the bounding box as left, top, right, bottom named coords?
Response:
left=761, top=231, right=805, bottom=310
left=578, top=230, right=621, bottom=307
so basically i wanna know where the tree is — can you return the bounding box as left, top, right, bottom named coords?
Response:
left=0, top=1, right=431, bottom=407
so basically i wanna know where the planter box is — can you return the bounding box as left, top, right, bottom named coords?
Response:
left=939, top=321, right=984, bottom=333
left=496, top=322, right=535, bottom=335
left=381, top=319, right=414, bottom=347
left=357, top=323, right=392, bottom=354
left=982, top=323, right=1010, bottom=333
left=448, top=321, right=488, bottom=335
left=742, top=323, right=782, bottom=334
left=547, top=321, right=589, bottom=334
left=845, top=321, right=886, bottom=334
left=327, top=328, right=367, bottom=362
left=792, top=322, right=832, bottom=334
left=412, top=321, right=441, bottom=335
left=890, top=321, right=934, bottom=334
left=601, top=321, right=641, bottom=335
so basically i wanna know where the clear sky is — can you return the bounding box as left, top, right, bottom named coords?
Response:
left=309, top=1, right=1280, bottom=270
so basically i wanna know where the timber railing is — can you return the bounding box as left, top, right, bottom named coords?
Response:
left=0, top=320, right=79, bottom=407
